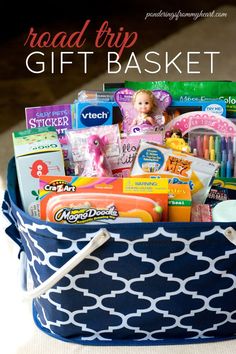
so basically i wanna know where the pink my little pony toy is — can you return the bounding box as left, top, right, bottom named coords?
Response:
left=82, top=134, right=112, bottom=177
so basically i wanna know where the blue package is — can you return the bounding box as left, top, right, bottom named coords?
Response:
left=75, top=101, right=114, bottom=128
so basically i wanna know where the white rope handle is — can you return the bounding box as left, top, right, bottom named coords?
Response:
left=22, top=228, right=110, bottom=300
left=224, top=227, right=236, bottom=245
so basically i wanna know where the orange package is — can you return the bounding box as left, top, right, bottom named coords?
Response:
left=168, top=184, right=192, bottom=222
left=39, top=176, right=169, bottom=224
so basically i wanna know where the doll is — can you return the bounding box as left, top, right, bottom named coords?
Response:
left=114, top=88, right=172, bottom=135
left=131, top=90, right=157, bottom=127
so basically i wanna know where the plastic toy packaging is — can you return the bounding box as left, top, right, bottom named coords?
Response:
left=114, top=88, right=172, bottom=136
left=39, top=176, right=169, bottom=224
left=130, top=141, right=220, bottom=204
left=164, top=111, right=236, bottom=178
left=77, top=90, right=115, bottom=102
left=75, top=90, right=123, bottom=129
left=191, top=204, right=212, bottom=222
left=66, top=124, right=121, bottom=177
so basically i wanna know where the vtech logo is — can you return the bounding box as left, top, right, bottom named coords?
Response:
left=80, top=106, right=111, bottom=127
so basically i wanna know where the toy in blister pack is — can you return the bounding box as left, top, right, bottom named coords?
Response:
left=114, top=88, right=172, bottom=135
left=39, top=176, right=169, bottom=223
left=66, top=124, right=121, bottom=176
left=165, top=111, right=236, bottom=178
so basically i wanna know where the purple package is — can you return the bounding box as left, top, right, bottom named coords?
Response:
left=25, top=104, right=73, bottom=136
left=25, top=104, right=74, bottom=159
left=114, top=88, right=172, bottom=135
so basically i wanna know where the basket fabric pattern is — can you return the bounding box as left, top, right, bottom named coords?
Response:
left=2, top=158, right=236, bottom=345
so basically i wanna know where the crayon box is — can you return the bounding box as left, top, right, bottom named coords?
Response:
left=12, top=127, right=65, bottom=218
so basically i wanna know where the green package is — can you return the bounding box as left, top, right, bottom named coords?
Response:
left=125, top=81, right=236, bottom=118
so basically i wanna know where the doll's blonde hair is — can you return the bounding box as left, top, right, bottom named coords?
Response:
left=132, top=89, right=157, bottom=113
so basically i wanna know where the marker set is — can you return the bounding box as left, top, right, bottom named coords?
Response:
left=189, top=134, right=236, bottom=178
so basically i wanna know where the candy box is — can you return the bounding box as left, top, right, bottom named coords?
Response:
left=12, top=127, right=65, bottom=218
left=39, top=176, right=169, bottom=223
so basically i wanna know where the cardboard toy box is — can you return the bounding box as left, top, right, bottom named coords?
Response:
left=168, top=184, right=192, bottom=222
left=12, top=126, right=65, bottom=218
left=39, top=176, right=169, bottom=223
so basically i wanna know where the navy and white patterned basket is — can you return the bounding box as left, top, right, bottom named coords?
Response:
left=2, top=158, right=236, bottom=346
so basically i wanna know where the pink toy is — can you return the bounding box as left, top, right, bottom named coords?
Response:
left=165, top=111, right=236, bottom=136
left=82, top=134, right=112, bottom=177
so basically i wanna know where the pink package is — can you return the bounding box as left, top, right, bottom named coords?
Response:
left=110, top=133, right=163, bottom=177
left=114, top=88, right=172, bottom=136
left=66, top=124, right=121, bottom=176
left=191, top=204, right=212, bottom=222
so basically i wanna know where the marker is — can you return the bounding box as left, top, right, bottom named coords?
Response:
left=220, top=150, right=227, bottom=177
left=226, top=160, right=232, bottom=178
left=203, top=135, right=209, bottom=153
left=210, top=149, right=215, bottom=161
left=228, top=149, right=233, bottom=164
left=216, top=150, right=221, bottom=163
left=227, top=136, right=232, bottom=152
left=233, top=137, right=236, bottom=156
left=227, top=149, right=233, bottom=177
left=214, top=136, right=220, bottom=153
left=190, top=136, right=197, bottom=152
left=204, top=148, right=209, bottom=160
left=215, top=135, right=221, bottom=161
left=209, top=136, right=214, bottom=152
left=215, top=148, right=221, bottom=177
left=197, top=136, right=203, bottom=157
left=221, top=137, right=226, bottom=152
